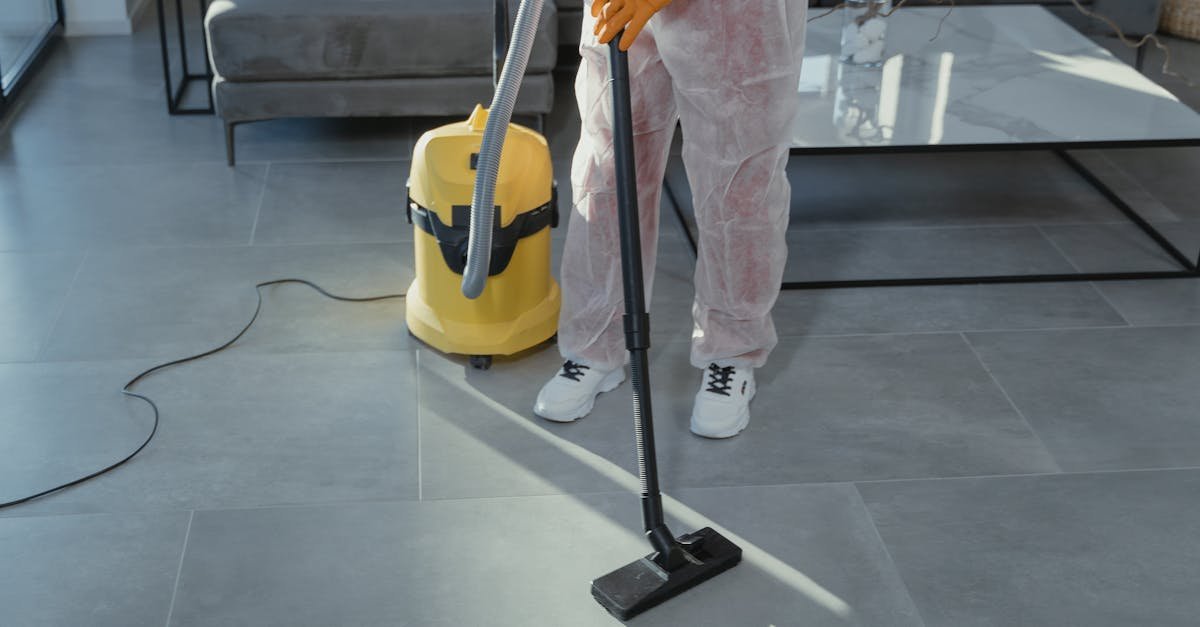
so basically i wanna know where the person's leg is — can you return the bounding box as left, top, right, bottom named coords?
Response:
left=656, top=0, right=806, bottom=370
left=536, top=7, right=679, bottom=421
left=655, top=0, right=806, bottom=437
left=556, top=12, right=679, bottom=370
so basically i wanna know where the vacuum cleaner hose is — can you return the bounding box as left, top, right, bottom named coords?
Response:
left=462, top=0, right=545, bottom=298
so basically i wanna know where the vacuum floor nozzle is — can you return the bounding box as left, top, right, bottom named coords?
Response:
left=591, top=527, right=742, bottom=621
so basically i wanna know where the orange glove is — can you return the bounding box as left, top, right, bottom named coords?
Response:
left=591, top=0, right=672, bottom=51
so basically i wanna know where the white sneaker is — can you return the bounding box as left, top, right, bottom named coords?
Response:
left=534, top=360, right=625, bottom=423
left=690, top=364, right=756, bottom=438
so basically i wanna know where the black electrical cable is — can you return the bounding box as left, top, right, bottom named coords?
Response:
left=0, top=279, right=406, bottom=510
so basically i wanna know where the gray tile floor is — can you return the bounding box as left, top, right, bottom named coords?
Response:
left=1, top=17, right=1199, bottom=627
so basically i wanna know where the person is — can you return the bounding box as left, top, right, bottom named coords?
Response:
left=534, top=0, right=806, bottom=438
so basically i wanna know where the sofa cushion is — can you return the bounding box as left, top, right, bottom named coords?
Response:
left=213, top=74, right=555, bottom=122
left=556, top=0, right=583, bottom=46
left=206, top=0, right=558, bottom=82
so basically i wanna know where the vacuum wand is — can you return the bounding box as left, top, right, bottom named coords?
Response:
left=590, top=40, right=743, bottom=621
left=607, top=34, right=672, bottom=555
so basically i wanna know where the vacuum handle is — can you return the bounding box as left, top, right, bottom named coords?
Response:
left=609, top=44, right=650, bottom=356
left=609, top=40, right=670, bottom=541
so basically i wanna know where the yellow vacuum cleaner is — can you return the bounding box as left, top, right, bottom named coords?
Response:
left=404, top=0, right=559, bottom=370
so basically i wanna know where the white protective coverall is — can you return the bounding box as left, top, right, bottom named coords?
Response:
left=557, top=0, right=807, bottom=371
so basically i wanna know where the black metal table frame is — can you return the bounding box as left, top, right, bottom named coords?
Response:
left=156, top=0, right=214, bottom=114
left=664, top=138, right=1200, bottom=290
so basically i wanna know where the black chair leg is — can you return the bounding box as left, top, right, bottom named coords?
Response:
left=224, top=121, right=237, bottom=166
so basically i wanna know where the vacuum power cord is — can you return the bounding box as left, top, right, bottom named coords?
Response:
left=0, top=279, right=405, bottom=510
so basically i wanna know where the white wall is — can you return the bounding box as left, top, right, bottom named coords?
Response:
left=64, top=0, right=149, bottom=36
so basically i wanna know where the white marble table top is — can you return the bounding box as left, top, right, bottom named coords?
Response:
left=794, top=5, right=1200, bottom=149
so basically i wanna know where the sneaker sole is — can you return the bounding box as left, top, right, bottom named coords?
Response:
left=690, top=385, right=755, bottom=439
left=690, top=409, right=750, bottom=439
left=535, top=369, right=625, bottom=423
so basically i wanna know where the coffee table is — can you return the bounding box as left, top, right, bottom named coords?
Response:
left=664, top=5, right=1200, bottom=289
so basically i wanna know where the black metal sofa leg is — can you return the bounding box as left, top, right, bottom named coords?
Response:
left=224, top=121, right=237, bottom=166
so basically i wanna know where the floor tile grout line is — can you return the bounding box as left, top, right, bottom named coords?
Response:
left=1088, top=280, right=1136, bottom=327
left=1088, top=149, right=1186, bottom=223
left=0, top=245, right=107, bottom=255
left=961, top=320, right=1200, bottom=334
left=247, top=162, right=271, bottom=246
left=1041, top=218, right=1200, bottom=228
left=782, top=218, right=1195, bottom=234
left=232, top=237, right=417, bottom=249
left=660, top=464, right=1200, bottom=497
left=416, top=349, right=423, bottom=502
left=237, top=156, right=413, bottom=166
left=19, top=321, right=1200, bottom=368
left=780, top=325, right=1134, bottom=341
left=957, top=331, right=1065, bottom=474
left=9, top=464, right=1200, bottom=522
left=28, top=239, right=416, bottom=255
left=851, top=463, right=1200, bottom=486
left=1034, top=224, right=1086, bottom=274
left=24, top=343, right=419, bottom=367
left=0, top=226, right=1182, bottom=257
left=1037, top=218, right=1185, bottom=279
left=849, top=484, right=930, bottom=627
left=1031, top=225, right=1135, bottom=327
left=34, top=248, right=90, bottom=362
left=163, top=509, right=194, bottom=627
left=777, top=320, right=1200, bottom=341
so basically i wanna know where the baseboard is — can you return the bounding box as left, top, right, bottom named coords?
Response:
left=64, top=0, right=150, bottom=37
left=65, top=19, right=133, bottom=36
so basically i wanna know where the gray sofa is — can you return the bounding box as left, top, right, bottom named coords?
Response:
left=557, top=0, right=583, bottom=47
left=205, top=0, right=561, bottom=165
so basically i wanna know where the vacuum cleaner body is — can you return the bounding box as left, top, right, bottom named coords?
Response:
left=405, top=105, right=560, bottom=363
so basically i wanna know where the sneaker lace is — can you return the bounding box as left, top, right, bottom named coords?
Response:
left=560, top=360, right=590, bottom=382
left=705, top=364, right=736, bottom=396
